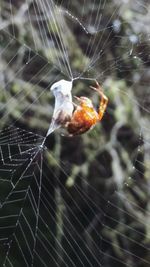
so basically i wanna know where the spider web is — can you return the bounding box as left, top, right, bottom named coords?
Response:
left=0, top=0, right=150, bottom=267
left=0, top=127, right=44, bottom=265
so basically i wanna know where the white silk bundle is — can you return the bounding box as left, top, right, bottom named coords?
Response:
left=46, top=80, right=73, bottom=137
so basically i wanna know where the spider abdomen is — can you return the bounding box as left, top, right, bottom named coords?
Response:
left=67, top=106, right=99, bottom=135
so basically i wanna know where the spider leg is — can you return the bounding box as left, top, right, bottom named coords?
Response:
left=90, top=82, right=108, bottom=121
left=98, top=93, right=108, bottom=120
left=74, top=96, right=81, bottom=101
left=73, top=96, right=82, bottom=104
left=61, top=132, right=74, bottom=137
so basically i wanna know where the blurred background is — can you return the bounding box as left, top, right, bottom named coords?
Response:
left=0, top=0, right=150, bottom=266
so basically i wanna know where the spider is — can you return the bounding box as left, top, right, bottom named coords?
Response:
left=66, top=81, right=108, bottom=136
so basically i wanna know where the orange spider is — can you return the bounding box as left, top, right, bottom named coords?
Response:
left=66, top=81, right=108, bottom=135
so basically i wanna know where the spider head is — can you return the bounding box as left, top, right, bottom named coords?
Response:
left=74, top=96, right=93, bottom=107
